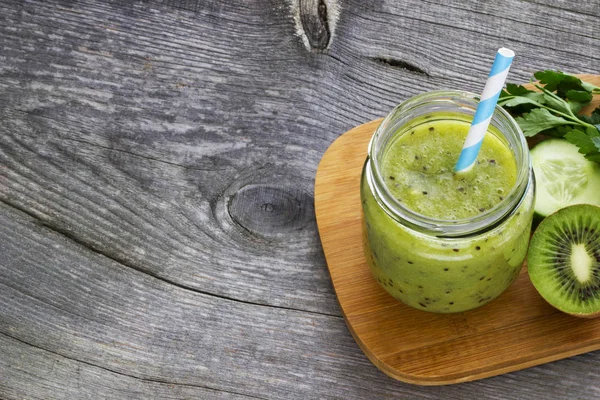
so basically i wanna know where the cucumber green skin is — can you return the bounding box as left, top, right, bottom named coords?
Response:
left=530, top=138, right=600, bottom=219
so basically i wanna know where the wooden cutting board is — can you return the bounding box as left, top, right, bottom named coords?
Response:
left=314, top=75, right=600, bottom=385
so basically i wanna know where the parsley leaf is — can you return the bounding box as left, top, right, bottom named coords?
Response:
left=566, top=90, right=593, bottom=103
left=505, top=83, right=537, bottom=96
left=566, top=90, right=593, bottom=114
left=580, top=107, right=600, bottom=131
left=564, top=129, right=598, bottom=154
left=541, top=92, right=572, bottom=116
left=501, top=70, right=600, bottom=163
left=564, top=130, right=600, bottom=161
left=515, top=108, right=574, bottom=137
left=534, top=70, right=600, bottom=96
left=498, top=96, right=541, bottom=108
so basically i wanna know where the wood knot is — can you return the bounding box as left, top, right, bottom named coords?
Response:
left=228, top=184, right=312, bottom=239
left=300, top=0, right=330, bottom=50
left=292, top=0, right=340, bottom=51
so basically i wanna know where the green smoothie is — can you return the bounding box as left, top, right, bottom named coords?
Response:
left=382, top=120, right=517, bottom=220
left=361, top=115, right=534, bottom=313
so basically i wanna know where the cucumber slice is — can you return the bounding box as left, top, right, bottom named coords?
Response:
left=530, top=138, right=600, bottom=218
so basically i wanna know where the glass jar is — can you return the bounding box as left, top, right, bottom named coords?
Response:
left=361, top=91, right=535, bottom=313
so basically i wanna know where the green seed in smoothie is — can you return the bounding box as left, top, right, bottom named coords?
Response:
left=361, top=113, right=534, bottom=313
left=381, top=119, right=517, bottom=220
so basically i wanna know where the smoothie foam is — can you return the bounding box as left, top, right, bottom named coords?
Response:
left=382, top=119, right=517, bottom=220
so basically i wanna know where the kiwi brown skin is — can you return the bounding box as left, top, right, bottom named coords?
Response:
left=527, top=204, right=600, bottom=318
left=567, top=310, right=600, bottom=318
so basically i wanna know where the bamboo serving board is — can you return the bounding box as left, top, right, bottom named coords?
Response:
left=314, top=75, right=600, bottom=385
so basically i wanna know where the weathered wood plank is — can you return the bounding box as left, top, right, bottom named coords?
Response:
left=1, top=0, right=600, bottom=398
left=0, top=0, right=343, bottom=314
left=3, top=202, right=600, bottom=399
left=0, top=334, right=255, bottom=400
left=0, top=0, right=598, bottom=315
left=0, top=203, right=372, bottom=399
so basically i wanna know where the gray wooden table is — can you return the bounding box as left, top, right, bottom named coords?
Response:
left=1, top=1, right=599, bottom=399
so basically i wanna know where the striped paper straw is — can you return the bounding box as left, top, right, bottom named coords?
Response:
left=455, top=48, right=515, bottom=172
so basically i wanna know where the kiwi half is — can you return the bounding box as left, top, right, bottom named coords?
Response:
left=527, top=204, right=600, bottom=317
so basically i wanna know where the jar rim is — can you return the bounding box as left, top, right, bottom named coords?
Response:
left=367, top=90, right=532, bottom=237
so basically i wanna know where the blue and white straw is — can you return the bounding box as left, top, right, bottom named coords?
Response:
left=455, top=48, right=515, bottom=172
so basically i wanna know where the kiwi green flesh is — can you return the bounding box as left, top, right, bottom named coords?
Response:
left=527, top=204, right=600, bottom=317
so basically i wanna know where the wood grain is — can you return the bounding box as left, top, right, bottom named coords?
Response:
left=1, top=0, right=598, bottom=315
left=1, top=0, right=599, bottom=398
left=0, top=202, right=407, bottom=399
left=0, top=334, right=251, bottom=400
left=314, top=75, right=600, bottom=385
left=4, top=200, right=600, bottom=399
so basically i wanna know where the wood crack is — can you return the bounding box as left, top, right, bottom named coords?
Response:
left=0, top=198, right=342, bottom=320
left=0, top=331, right=269, bottom=400
left=370, top=57, right=430, bottom=76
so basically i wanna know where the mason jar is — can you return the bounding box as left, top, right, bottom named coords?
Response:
left=361, top=90, right=535, bottom=313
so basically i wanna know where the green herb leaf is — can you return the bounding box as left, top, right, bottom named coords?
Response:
left=534, top=70, right=596, bottom=96
left=505, top=83, right=536, bottom=96
left=580, top=107, right=600, bottom=129
left=586, top=126, right=600, bottom=138
left=498, top=85, right=544, bottom=108
left=564, top=129, right=600, bottom=155
left=515, top=108, right=574, bottom=137
left=585, top=153, right=600, bottom=162
left=501, top=70, right=599, bottom=163
left=542, top=92, right=572, bottom=116
left=568, top=100, right=585, bottom=114
left=498, top=96, right=542, bottom=108
left=561, top=127, right=600, bottom=160
left=566, top=90, right=593, bottom=103
left=533, top=70, right=565, bottom=90
left=565, top=90, right=593, bottom=114
left=580, top=80, right=600, bottom=93
left=535, top=70, right=577, bottom=90
left=537, top=125, right=574, bottom=138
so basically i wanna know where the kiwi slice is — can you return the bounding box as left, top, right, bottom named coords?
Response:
left=527, top=204, right=600, bottom=317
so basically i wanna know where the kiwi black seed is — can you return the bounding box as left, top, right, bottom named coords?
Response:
left=527, top=204, right=600, bottom=317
